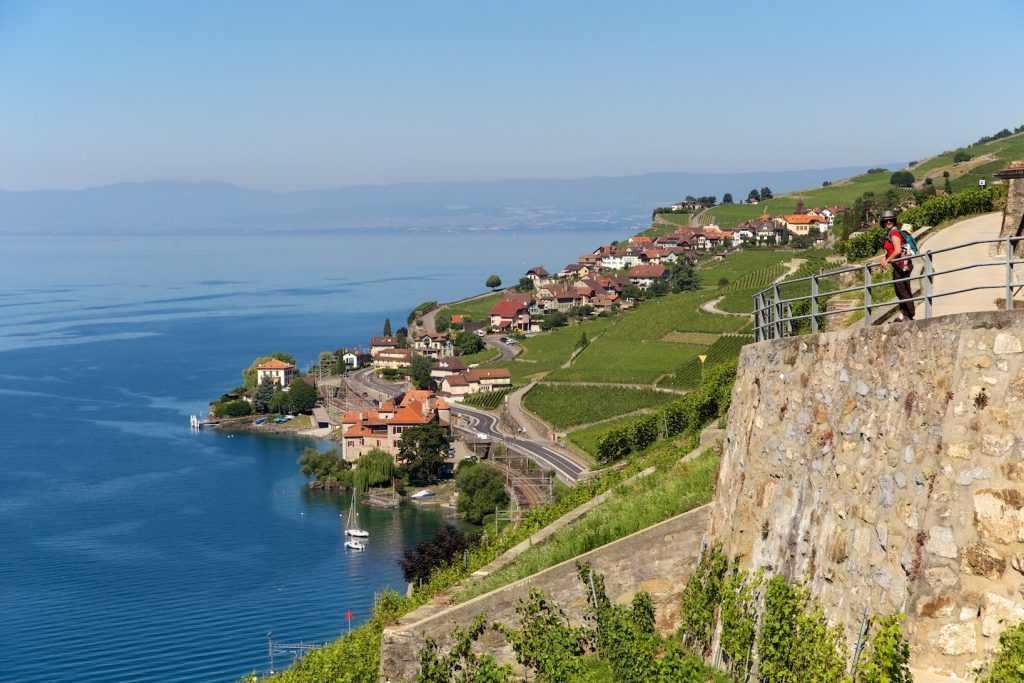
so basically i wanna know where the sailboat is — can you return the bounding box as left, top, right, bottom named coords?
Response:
left=344, top=538, right=365, bottom=551
left=344, top=493, right=369, bottom=538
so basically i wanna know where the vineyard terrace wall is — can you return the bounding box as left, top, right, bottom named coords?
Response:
left=709, top=309, right=1024, bottom=678
left=379, top=505, right=709, bottom=682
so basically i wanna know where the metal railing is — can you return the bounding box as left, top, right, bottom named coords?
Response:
left=753, top=235, right=1024, bottom=342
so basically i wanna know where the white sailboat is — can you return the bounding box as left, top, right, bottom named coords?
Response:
left=344, top=494, right=369, bottom=538
left=344, top=538, right=365, bottom=551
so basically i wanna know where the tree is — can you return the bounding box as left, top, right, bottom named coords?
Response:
left=242, top=352, right=296, bottom=390
left=485, top=274, right=502, bottom=290
left=540, top=310, right=568, bottom=330
left=269, top=389, right=289, bottom=414
left=576, top=331, right=588, bottom=350
left=214, top=399, right=251, bottom=418
left=717, top=277, right=729, bottom=288
left=567, top=304, right=593, bottom=320
left=434, top=310, right=452, bottom=332
left=398, top=523, right=479, bottom=584
left=411, top=354, right=433, bottom=389
left=287, top=379, right=318, bottom=412
left=252, top=377, right=276, bottom=413
left=456, top=461, right=509, bottom=524
left=890, top=170, right=915, bottom=187
left=649, top=279, right=670, bottom=297
left=398, top=423, right=450, bottom=484
left=383, top=318, right=392, bottom=336
left=722, top=193, right=734, bottom=204
left=953, top=150, right=972, bottom=163
left=621, top=283, right=642, bottom=301
left=944, top=175, right=953, bottom=194
left=760, top=186, right=774, bottom=199
left=454, top=330, right=484, bottom=355
left=670, top=260, right=701, bottom=292
left=516, top=277, right=535, bottom=292
left=353, top=448, right=395, bottom=493
left=395, top=330, right=408, bottom=348
left=297, top=447, right=352, bottom=488
left=748, top=189, right=760, bottom=202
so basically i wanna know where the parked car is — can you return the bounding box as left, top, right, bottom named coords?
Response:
left=474, top=329, right=486, bottom=337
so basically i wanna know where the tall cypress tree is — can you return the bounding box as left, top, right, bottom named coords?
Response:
left=383, top=318, right=392, bottom=336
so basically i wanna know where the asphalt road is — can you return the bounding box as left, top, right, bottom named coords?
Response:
left=451, top=404, right=585, bottom=484
left=484, top=335, right=519, bottom=361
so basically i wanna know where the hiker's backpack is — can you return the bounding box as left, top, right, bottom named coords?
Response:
left=886, top=227, right=919, bottom=258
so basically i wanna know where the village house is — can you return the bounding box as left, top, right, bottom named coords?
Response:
left=640, top=247, right=676, bottom=265
left=600, top=248, right=642, bottom=270
left=731, top=227, right=755, bottom=247
left=535, top=284, right=580, bottom=312
left=627, top=235, right=654, bottom=248
left=448, top=314, right=465, bottom=330
left=627, top=263, right=670, bottom=290
left=429, top=357, right=469, bottom=383
left=782, top=213, right=827, bottom=237
left=372, top=347, right=413, bottom=370
left=440, top=368, right=513, bottom=397
left=411, top=333, right=454, bottom=359
left=557, top=263, right=591, bottom=279
left=489, top=299, right=531, bottom=332
left=524, top=266, right=549, bottom=282
left=255, top=359, right=299, bottom=388
left=342, top=348, right=371, bottom=370
left=577, top=253, right=602, bottom=268
left=370, top=335, right=398, bottom=355
left=340, top=390, right=450, bottom=462
left=670, top=199, right=702, bottom=211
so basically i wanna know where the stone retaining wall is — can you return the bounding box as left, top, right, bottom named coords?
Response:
left=711, top=309, right=1024, bottom=677
left=380, top=505, right=709, bottom=682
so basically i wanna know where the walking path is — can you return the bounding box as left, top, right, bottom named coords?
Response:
left=921, top=212, right=1006, bottom=317
left=699, top=296, right=753, bottom=318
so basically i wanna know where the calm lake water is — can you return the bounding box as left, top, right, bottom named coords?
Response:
left=0, top=226, right=627, bottom=682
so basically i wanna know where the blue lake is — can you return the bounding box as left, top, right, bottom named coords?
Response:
left=0, top=226, right=627, bottom=681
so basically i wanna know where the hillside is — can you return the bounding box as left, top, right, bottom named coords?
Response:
left=702, top=125, right=1024, bottom=228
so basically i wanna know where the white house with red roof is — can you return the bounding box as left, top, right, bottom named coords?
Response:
left=340, top=390, right=450, bottom=461
left=412, top=333, right=454, bottom=359
left=256, top=359, right=299, bottom=388
left=628, top=264, right=670, bottom=290
left=372, top=347, right=413, bottom=369
left=525, top=266, right=549, bottom=282
left=782, top=213, right=827, bottom=237
left=440, top=368, right=513, bottom=396
left=489, top=299, right=531, bottom=331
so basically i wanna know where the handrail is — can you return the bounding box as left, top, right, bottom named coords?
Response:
left=753, top=235, right=1024, bottom=342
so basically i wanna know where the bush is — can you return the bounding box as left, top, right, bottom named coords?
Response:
left=398, top=523, right=479, bottom=585
left=287, top=379, right=318, bottom=412
left=978, top=619, right=1024, bottom=682
left=899, top=185, right=1005, bottom=228
left=889, top=170, right=915, bottom=187
left=456, top=461, right=509, bottom=524
left=842, top=226, right=886, bottom=260
left=214, top=399, right=251, bottom=418
left=297, top=447, right=353, bottom=488
left=954, top=150, right=972, bottom=163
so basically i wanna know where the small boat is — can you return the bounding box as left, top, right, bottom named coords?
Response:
left=344, top=539, right=365, bottom=551
left=344, top=494, right=369, bottom=538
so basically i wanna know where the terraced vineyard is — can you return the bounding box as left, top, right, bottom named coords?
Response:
left=460, top=387, right=513, bottom=410
left=522, top=384, right=677, bottom=429
left=657, top=335, right=752, bottom=390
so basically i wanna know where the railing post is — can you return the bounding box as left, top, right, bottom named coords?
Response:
left=1007, top=236, right=1015, bottom=311
left=784, top=304, right=792, bottom=336
left=923, top=251, right=933, bottom=319
left=863, top=264, right=872, bottom=327
left=773, top=284, right=783, bottom=338
left=810, top=275, right=819, bottom=334
left=754, top=291, right=763, bottom=341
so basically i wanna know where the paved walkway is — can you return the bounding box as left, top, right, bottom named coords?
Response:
left=924, top=212, right=1007, bottom=317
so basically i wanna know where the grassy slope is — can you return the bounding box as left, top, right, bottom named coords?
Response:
left=443, top=291, right=504, bottom=323
left=522, top=384, right=678, bottom=429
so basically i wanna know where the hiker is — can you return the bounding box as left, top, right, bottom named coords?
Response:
left=878, top=210, right=915, bottom=322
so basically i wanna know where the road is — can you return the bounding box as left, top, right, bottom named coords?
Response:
left=452, top=404, right=585, bottom=484
left=483, top=334, right=519, bottom=361
left=347, top=367, right=405, bottom=402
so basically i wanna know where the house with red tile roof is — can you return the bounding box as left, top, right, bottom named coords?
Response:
left=256, top=359, right=299, bottom=388
left=372, top=347, right=413, bottom=369
left=628, top=264, right=670, bottom=290
left=440, top=368, right=513, bottom=396
left=412, top=333, right=454, bottom=359
left=340, top=390, right=450, bottom=461
left=370, top=335, right=399, bottom=355
left=489, top=299, right=531, bottom=331
left=430, top=357, right=469, bottom=382
left=782, top=213, right=827, bottom=237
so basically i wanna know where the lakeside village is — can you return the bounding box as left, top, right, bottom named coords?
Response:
left=202, top=197, right=856, bottom=512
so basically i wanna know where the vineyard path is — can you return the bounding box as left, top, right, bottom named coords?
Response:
left=699, top=257, right=806, bottom=318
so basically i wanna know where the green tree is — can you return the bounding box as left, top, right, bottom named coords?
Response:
left=297, top=447, right=353, bottom=488
left=748, top=189, right=760, bottom=202
left=944, top=175, right=953, bottom=194
left=383, top=318, right=392, bottom=336
left=576, top=331, right=589, bottom=350
left=717, top=277, right=729, bottom=288
left=434, top=310, right=452, bottom=332
left=214, top=399, right=252, bottom=418
left=953, top=150, right=972, bottom=163
left=241, top=352, right=296, bottom=390
left=287, top=379, right=318, bottom=412
left=269, top=389, right=289, bottom=414
left=454, top=330, right=484, bottom=355
left=485, top=274, right=502, bottom=290
left=353, top=448, right=396, bottom=492
left=516, top=277, right=535, bottom=292
left=890, top=170, right=915, bottom=187
left=395, top=330, right=408, bottom=348
left=649, top=279, right=670, bottom=297
left=252, top=377, right=276, bottom=413
left=411, top=354, right=433, bottom=389
left=455, top=461, right=509, bottom=523
left=670, top=260, right=701, bottom=292
left=540, top=310, right=568, bottom=330
left=398, top=423, right=450, bottom=484
left=760, top=186, right=774, bottom=199
left=722, top=192, right=733, bottom=204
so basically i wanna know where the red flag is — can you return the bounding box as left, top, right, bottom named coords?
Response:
left=345, top=610, right=353, bottom=620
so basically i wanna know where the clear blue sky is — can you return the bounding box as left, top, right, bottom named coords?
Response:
left=1, top=0, right=1021, bottom=191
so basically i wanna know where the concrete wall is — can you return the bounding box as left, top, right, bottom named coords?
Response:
left=380, top=505, right=709, bottom=682
left=711, top=309, right=1024, bottom=677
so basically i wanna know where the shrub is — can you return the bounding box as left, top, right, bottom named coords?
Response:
left=899, top=185, right=1005, bottom=228
left=977, top=619, right=1024, bottom=683
left=842, top=226, right=886, bottom=260
left=398, top=523, right=479, bottom=585
left=455, top=461, right=509, bottom=524
left=214, top=399, right=251, bottom=418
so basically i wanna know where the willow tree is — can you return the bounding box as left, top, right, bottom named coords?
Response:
left=353, top=448, right=396, bottom=493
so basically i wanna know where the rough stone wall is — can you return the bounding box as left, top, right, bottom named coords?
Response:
left=998, top=176, right=1024, bottom=243
left=710, top=309, right=1024, bottom=677
left=380, top=505, right=709, bottom=682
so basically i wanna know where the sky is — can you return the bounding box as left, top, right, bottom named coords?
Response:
left=0, top=0, right=1021, bottom=191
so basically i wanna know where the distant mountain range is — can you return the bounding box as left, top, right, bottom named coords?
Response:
left=0, top=165, right=905, bottom=234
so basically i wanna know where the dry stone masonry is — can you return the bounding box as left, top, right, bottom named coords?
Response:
left=710, top=309, right=1024, bottom=677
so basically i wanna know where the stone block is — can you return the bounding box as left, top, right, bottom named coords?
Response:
left=918, top=595, right=956, bottom=618
left=982, top=434, right=1013, bottom=457
left=960, top=543, right=1006, bottom=580
left=973, top=488, right=1024, bottom=544
left=1002, top=462, right=1024, bottom=482
left=925, top=567, right=959, bottom=591
left=925, top=526, right=958, bottom=559
left=981, top=592, right=1024, bottom=638
left=938, top=623, right=977, bottom=656
left=994, top=333, right=1023, bottom=355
